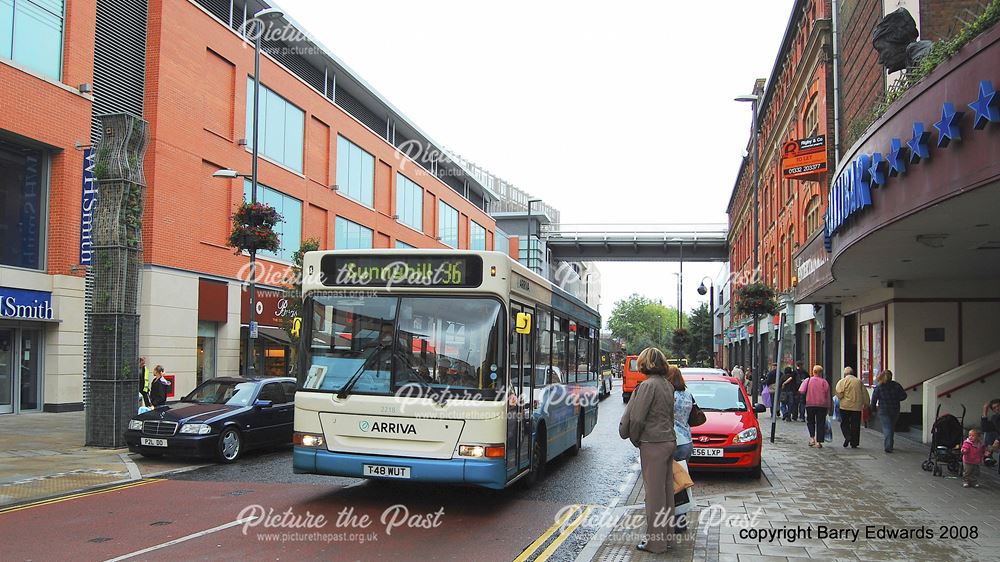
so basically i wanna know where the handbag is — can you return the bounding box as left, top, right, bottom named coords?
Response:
left=688, top=401, right=707, bottom=427
left=825, top=417, right=834, bottom=441
left=673, top=461, right=694, bottom=492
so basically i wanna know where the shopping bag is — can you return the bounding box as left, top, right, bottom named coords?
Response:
left=762, top=384, right=772, bottom=408
left=673, top=461, right=694, bottom=492
left=824, top=417, right=833, bottom=442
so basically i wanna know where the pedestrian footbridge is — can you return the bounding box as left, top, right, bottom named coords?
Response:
left=541, top=223, right=729, bottom=262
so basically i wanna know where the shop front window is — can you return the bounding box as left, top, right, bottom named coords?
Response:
left=197, top=321, right=217, bottom=386
left=0, top=139, right=45, bottom=270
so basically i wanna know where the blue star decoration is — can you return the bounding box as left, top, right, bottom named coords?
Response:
left=934, top=102, right=964, bottom=147
left=868, top=152, right=887, bottom=188
left=908, top=122, right=931, bottom=163
left=887, top=137, right=907, bottom=176
left=968, top=80, right=999, bottom=130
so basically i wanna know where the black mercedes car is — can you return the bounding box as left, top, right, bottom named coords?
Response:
left=125, top=376, right=296, bottom=463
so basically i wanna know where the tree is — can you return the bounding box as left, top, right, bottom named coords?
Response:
left=281, top=238, right=320, bottom=375
left=684, top=303, right=714, bottom=366
left=607, top=294, right=683, bottom=354
left=671, top=328, right=691, bottom=360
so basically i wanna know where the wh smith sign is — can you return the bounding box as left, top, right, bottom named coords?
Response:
left=80, top=148, right=97, bottom=265
left=0, top=287, right=54, bottom=321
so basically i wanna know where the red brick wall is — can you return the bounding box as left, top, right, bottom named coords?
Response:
left=142, top=0, right=498, bottom=282
left=837, top=0, right=884, bottom=154
left=920, top=0, right=982, bottom=41
left=0, top=0, right=95, bottom=278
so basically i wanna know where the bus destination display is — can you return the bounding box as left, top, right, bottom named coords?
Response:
left=320, top=255, right=483, bottom=288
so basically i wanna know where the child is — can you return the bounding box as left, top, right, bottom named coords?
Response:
left=961, top=429, right=994, bottom=488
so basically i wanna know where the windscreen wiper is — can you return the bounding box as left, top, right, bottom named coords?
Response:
left=337, top=344, right=387, bottom=399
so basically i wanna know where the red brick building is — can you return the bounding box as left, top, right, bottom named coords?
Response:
left=726, top=0, right=835, bottom=372
left=1, top=0, right=508, bottom=412
left=1, top=0, right=96, bottom=413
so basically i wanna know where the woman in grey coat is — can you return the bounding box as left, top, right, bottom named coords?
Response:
left=620, top=347, right=677, bottom=553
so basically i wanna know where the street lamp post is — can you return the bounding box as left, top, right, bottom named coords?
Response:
left=215, top=7, right=284, bottom=377
left=736, top=91, right=761, bottom=404
left=698, top=277, right=715, bottom=367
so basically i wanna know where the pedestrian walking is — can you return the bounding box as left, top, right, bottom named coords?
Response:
left=669, top=366, right=694, bottom=462
left=870, top=370, right=907, bottom=453
left=667, top=366, right=695, bottom=534
left=835, top=367, right=870, bottom=448
left=779, top=366, right=796, bottom=421
left=794, top=361, right=808, bottom=421
left=619, top=347, right=677, bottom=554
left=138, top=356, right=151, bottom=408
left=961, top=429, right=996, bottom=488
left=800, top=365, right=832, bottom=448
left=731, top=364, right=744, bottom=386
left=148, top=365, right=172, bottom=407
left=980, top=399, right=1000, bottom=457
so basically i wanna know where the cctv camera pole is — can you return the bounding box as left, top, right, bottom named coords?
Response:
left=770, top=313, right=785, bottom=443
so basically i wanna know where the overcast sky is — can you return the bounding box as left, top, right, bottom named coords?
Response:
left=279, top=0, right=794, bottom=323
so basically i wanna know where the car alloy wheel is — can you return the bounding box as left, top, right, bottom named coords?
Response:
left=219, top=428, right=242, bottom=463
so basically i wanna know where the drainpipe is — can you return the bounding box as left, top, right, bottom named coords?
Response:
left=831, top=0, right=843, bottom=164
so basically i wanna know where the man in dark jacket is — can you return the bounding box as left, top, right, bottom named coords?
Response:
left=981, top=399, right=1000, bottom=463
left=871, top=369, right=907, bottom=453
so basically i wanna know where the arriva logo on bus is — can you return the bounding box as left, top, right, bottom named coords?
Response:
left=360, top=421, right=418, bottom=435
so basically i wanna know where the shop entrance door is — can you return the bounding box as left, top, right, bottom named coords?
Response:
left=0, top=329, right=13, bottom=414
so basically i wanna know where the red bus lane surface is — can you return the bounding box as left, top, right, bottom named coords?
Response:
left=0, top=478, right=564, bottom=561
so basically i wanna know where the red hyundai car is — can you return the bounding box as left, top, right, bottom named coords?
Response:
left=682, top=368, right=766, bottom=478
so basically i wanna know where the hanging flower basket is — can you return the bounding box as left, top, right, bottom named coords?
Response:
left=228, top=202, right=282, bottom=254
left=735, top=282, right=778, bottom=317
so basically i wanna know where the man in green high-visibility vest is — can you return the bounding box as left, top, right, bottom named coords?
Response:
left=139, top=356, right=151, bottom=407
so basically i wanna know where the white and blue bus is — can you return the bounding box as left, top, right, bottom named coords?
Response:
left=292, top=250, right=600, bottom=489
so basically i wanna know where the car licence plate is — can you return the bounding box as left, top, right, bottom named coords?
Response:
left=692, top=447, right=723, bottom=457
left=141, top=437, right=167, bottom=447
left=363, top=464, right=411, bottom=479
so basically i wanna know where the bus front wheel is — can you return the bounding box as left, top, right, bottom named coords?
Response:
left=569, top=415, right=583, bottom=456
left=526, top=428, right=547, bottom=487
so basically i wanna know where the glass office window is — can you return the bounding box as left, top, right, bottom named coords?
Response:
left=0, top=139, right=45, bottom=270
left=336, top=135, right=374, bottom=207
left=243, top=180, right=302, bottom=261
left=495, top=228, right=509, bottom=253
left=470, top=221, right=486, bottom=250
left=395, top=240, right=414, bottom=249
left=395, top=173, right=422, bottom=230
left=335, top=216, right=373, bottom=249
left=438, top=201, right=459, bottom=248
left=245, top=78, right=304, bottom=172
left=2, top=0, right=64, bottom=80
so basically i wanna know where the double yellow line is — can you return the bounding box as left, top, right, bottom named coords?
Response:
left=513, top=504, right=594, bottom=562
left=0, top=478, right=162, bottom=515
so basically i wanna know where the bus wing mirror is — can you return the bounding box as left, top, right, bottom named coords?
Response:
left=515, top=312, right=532, bottom=335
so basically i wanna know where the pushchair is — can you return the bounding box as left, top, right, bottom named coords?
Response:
left=920, top=404, right=966, bottom=477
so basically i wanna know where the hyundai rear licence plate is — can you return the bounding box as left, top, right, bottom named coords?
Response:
left=141, top=438, right=167, bottom=447
left=692, top=448, right=723, bottom=457
left=363, top=464, right=411, bottom=479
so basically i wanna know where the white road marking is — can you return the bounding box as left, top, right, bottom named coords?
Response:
left=102, top=516, right=258, bottom=562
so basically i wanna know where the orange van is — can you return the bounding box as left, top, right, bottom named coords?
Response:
left=622, top=355, right=645, bottom=403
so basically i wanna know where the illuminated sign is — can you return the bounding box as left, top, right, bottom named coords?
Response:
left=321, top=255, right=483, bottom=288
left=781, top=135, right=827, bottom=179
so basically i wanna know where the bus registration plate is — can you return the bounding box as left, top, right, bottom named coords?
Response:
left=692, top=448, right=723, bottom=457
left=363, top=464, right=411, bottom=479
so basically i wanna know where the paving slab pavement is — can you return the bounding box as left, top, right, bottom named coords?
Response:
left=582, top=415, right=1000, bottom=562
left=0, top=411, right=206, bottom=507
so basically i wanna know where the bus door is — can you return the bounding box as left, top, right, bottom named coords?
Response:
left=506, top=302, right=534, bottom=478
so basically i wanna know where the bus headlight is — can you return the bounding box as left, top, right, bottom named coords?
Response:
left=458, top=444, right=504, bottom=458
left=733, top=427, right=759, bottom=444
left=293, top=432, right=325, bottom=448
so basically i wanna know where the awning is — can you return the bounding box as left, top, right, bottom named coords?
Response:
left=242, top=325, right=291, bottom=346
